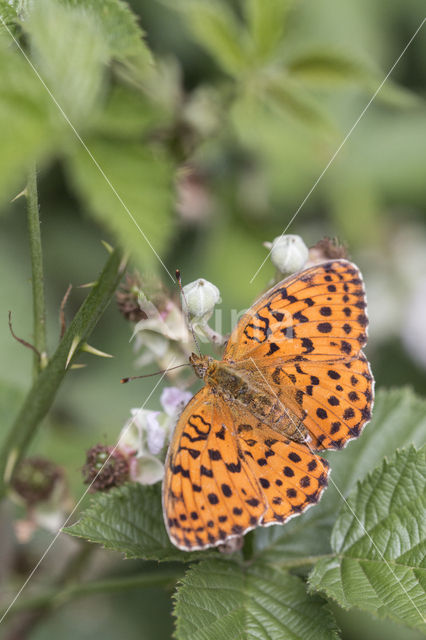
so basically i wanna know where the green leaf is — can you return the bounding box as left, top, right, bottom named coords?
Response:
left=0, top=0, right=21, bottom=36
left=65, top=483, right=216, bottom=562
left=60, top=0, right=152, bottom=71
left=254, top=388, right=426, bottom=564
left=370, top=78, right=421, bottom=109
left=329, top=388, right=426, bottom=495
left=244, top=0, right=293, bottom=61
left=0, top=39, right=54, bottom=204
left=174, top=559, right=340, bottom=640
left=287, top=48, right=419, bottom=107
left=24, top=0, right=107, bottom=126
left=65, top=138, right=174, bottom=272
left=91, top=85, right=170, bottom=139
left=287, top=49, right=376, bottom=86
left=309, top=447, right=426, bottom=630
left=169, top=0, right=249, bottom=76
left=260, top=73, right=334, bottom=130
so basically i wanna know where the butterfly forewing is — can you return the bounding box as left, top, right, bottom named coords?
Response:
left=224, top=260, right=368, bottom=363
left=222, top=259, right=374, bottom=450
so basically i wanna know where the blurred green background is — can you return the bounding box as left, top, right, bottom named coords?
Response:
left=0, top=0, right=425, bottom=638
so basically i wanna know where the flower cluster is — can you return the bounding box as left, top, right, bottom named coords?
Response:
left=83, top=387, right=192, bottom=489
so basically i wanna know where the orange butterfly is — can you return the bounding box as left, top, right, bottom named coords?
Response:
left=163, top=260, right=374, bottom=550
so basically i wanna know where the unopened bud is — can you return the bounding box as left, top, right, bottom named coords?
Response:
left=182, top=278, right=221, bottom=321
left=265, top=235, right=309, bottom=274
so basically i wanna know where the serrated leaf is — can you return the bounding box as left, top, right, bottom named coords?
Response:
left=0, top=0, right=21, bottom=36
left=287, top=48, right=419, bottom=107
left=168, top=0, right=249, bottom=77
left=254, top=388, right=426, bottom=565
left=287, top=49, right=375, bottom=86
left=261, top=73, right=334, bottom=130
left=0, top=39, right=55, bottom=204
left=244, top=0, right=293, bottom=61
left=91, top=85, right=169, bottom=139
left=24, top=0, right=107, bottom=126
left=65, top=483, right=217, bottom=562
left=309, top=447, right=426, bottom=630
left=174, top=559, right=340, bottom=640
left=65, top=138, right=174, bottom=272
left=60, top=0, right=152, bottom=72
left=371, top=78, right=421, bottom=109
left=329, top=387, right=426, bottom=495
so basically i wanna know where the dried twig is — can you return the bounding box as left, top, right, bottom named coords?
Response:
left=8, top=311, right=40, bottom=359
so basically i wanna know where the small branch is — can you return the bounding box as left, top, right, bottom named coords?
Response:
left=25, top=165, right=47, bottom=377
left=242, top=530, right=255, bottom=562
left=0, top=248, right=126, bottom=496
left=1, top=570, right=181, bottom=620
left=59, top=284, right=73, bottom=339
left=8, top=311, right=40, bottom=359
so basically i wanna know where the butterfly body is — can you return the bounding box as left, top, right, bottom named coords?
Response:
left=190, top=353, right=309, bottom=442
left=164, top=260, right=374, bottom=551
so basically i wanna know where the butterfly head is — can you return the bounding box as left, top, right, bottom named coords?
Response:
left=189, top=353, right=214, bottom=379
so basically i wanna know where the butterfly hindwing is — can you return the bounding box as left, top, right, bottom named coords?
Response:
left=229, top=406, right=330, bottom=526
left=163, top=388, right=265, bottom=550
left=164, top=390, right=332, bottom=550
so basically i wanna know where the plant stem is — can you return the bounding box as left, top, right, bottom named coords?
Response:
left=1, top=570, right=181, bottom=619
left=25, top=165, right=47, bottom=377
left=0, top=248, right=126, bottom=496
left=242, top=530, right=255, bottom=561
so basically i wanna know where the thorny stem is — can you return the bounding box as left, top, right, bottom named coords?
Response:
left=0, top=248, right=126, bottom=497
left=25, top=165, right=48, bottom=377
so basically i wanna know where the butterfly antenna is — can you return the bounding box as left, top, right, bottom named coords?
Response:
left=121, top=363, right=191, bottom=384
left=176, top=269, right=202, bottom=357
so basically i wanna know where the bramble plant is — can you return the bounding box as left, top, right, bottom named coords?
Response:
left=0, top=1, right=425, bottom=639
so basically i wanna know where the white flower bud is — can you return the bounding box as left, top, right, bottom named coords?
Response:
left=266, top=235, right=309, bottom=274
left=181, top=278, right=221, bottom=321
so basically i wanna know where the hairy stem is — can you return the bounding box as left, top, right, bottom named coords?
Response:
left=25, top=165, right=47, bottom=376
left=0, top=248, right=126, bottom=496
